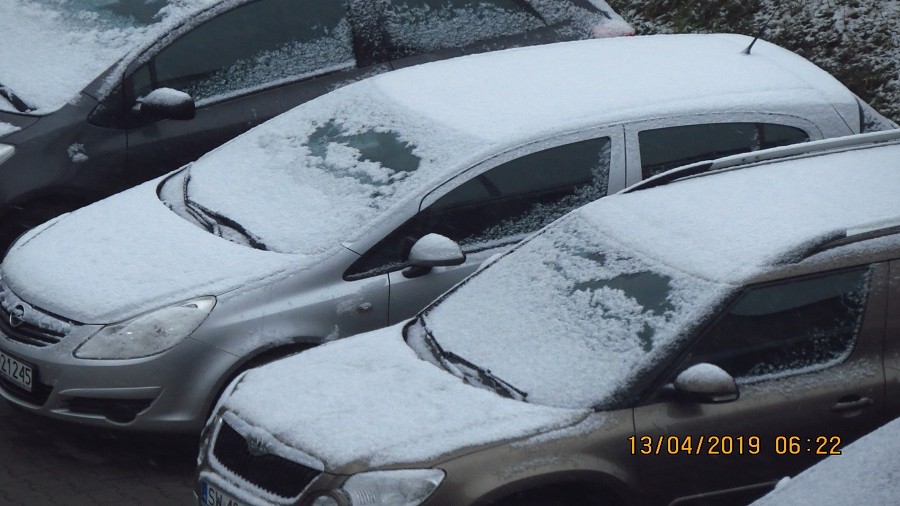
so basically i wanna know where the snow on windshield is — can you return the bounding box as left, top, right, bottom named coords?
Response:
left=0, top=0, right=216, bottom=113
left=0, top=1, right=151, bottom=113
left=180, top=84, right=487, bottom=254
left=421, top=211, right=730, bottom=409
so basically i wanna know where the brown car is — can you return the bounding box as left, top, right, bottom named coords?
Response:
left=196, top=131, right=900, bottom=506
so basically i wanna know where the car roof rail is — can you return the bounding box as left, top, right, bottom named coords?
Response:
left=788, top=218, right=900, bottom=262
left=622, top=129, right=900, bottom=194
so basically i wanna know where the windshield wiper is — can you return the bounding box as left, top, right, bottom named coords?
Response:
left=182, top=173, right=269, bottom=251
left=0, top=83, right=34, bottom=113
left=419, top=318, right=527, bottom=401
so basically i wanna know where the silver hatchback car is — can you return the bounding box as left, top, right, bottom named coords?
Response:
left=0, top=34, right=893, bottom=432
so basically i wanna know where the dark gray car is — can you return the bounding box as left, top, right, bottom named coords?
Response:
left=0, top=0, right=632, bottom=250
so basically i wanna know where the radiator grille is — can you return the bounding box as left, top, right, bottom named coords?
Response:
left=213, top=421, right=321, bottom=498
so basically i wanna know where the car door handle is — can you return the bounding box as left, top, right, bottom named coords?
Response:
left=831, top=395, right=874, bottom=412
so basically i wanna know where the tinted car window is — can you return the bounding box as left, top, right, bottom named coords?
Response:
left=382, top=0, right=545, bottom=58
left=345, top=136, right=611, bottom=278
left=639, top=123, right=810, bottom=179
left=686, top=267, right=871, bottom=381
left=131, top=0, right=355, bottom=104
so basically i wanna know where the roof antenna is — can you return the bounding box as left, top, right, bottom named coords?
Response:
left=743, top=11, right=776, bottom=55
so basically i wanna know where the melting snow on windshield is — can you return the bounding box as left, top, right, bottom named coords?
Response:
left=423, top=211, right=731, bottom=409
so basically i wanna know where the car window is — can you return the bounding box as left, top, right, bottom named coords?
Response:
left=381, top=0, right=545, bottom=59
left=684, top=267, right=871, bottom=382
left=639, top=123, right=810, bottom=179
left=345, top=136, right=611, bottom=278
left=130, top=0, right=355, bottom=105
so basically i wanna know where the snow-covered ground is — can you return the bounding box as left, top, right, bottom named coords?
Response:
left=609, top=0, right=900, bottom=122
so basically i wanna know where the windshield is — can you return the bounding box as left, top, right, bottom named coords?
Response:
left=159, top=84, right=485, bottom=255
left=416, top=210, right=732, bottom=409
left=0, top=0, right=199, bottom=113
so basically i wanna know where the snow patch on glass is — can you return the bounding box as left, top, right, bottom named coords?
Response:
left=423, top=212, right=729, bottom=409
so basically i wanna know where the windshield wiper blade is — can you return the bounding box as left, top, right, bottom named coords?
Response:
left=419, top=320, right=527, bottom=401
left=182, top=173, right=269, bottom=251
left=0, top=83, right=34, bottom=113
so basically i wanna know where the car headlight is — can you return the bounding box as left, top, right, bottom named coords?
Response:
left=340, top=469, right=444, bottom=506
left=74, top=296, right=216, bottom=359
left=0, top=144, right=13, bottom=165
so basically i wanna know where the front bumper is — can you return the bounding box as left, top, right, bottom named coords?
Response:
left=197, top=412, right=334, bottom=506
left=0, top=320, right=241, bottom=433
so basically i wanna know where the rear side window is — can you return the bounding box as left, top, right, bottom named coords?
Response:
left=345, top=136, right=611, bottom=278
left=639, top=123, right=809, bottom=179
left=686, top=268, right=871, bottom=382
left=382, top=0, right=545, bottom=58
left=131, top=0, right=355, bottom=104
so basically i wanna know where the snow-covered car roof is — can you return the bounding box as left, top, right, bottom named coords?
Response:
left=750, top=416, right=900, bottom=506
left=368, top=33, right=860, bottom=144
left=0, top=0, right=631, bottom=114
left=576, top=140, right=900, bottom=284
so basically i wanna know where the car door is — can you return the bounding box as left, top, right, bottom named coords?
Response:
left=121, top=0, right=383, bottom=188
left=632, top=263, right=888, bottom=506
left=624, top=114, right=823, bottom=186
left=383, top=127, right=625, bottom=324
left=886, top=258, right=900, bottom=420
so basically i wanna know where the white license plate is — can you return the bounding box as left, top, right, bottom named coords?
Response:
left=200, top=481, right=250, bottom=506
left=0, top=350, right=33, bottom=392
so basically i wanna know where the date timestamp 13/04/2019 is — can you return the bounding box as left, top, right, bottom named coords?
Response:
left=628, top=435, right=842, bottom=456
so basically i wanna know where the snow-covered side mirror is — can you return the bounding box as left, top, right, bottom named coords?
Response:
left=673, top=363, right=739, bottom=403
left=138, top=88, right=195, bottom=121
left=403, top=234, right=465, bottom=278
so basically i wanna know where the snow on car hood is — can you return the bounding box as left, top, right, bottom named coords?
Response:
left=0, top=121, right=18, bottom=137
left=0, top=179, right=301, bottom=324
left=222, top=325, right=590, bottom=470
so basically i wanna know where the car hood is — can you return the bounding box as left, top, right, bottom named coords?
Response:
left=0, top=179, right=301, bottom=324
left=0, top=110, right=36, bottom=138
left=221, top=324, right=590, bottom=471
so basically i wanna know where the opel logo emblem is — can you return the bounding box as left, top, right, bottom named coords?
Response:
left=8, top=304, right=25, bottom=328
left=246, top=436, right=272, bottom=457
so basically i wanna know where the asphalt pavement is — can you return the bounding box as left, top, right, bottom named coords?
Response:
left=0, top=399, right=196, bottom=505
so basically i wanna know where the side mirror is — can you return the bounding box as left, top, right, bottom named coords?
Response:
left=403, top=234, right=465, bottom=278
left=138, top=88, right=196, bottom=121
left=673, top=363, right=739, bottom=403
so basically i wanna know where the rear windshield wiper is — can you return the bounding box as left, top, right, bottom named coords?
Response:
left=0, top=83, right=34, bottom=113
left=419, top=319, right=527, bottom=401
